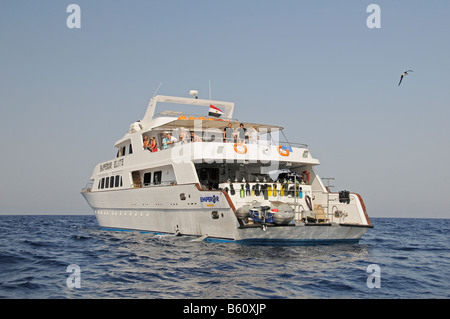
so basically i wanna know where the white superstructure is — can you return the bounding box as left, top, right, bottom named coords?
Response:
left=81, top=93, right=372, bottom=244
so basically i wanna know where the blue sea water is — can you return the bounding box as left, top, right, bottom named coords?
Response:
left=0, top=215, right=448, bottom=300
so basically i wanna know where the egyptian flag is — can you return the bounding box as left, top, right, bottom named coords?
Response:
left=208, top=104, right=224, bottom=118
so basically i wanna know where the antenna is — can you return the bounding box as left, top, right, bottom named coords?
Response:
left=152, top=82, right=163, bottom=97
left=209, top=80, right=212, bottom=100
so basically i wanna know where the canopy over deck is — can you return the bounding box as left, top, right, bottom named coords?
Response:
left=142, top=95, right=235, bottom=123
left=114, top=94, right=285, bottom=147
left=153, top=118, right=284, bottom=132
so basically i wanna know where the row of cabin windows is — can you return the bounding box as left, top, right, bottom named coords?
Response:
left=98, top=171, right=163, bottom=190
left=143, top=171, right=162, bottom=186
left=116, top=144, right=133, bottom=158
left=98, top=175, right=123, bottom=189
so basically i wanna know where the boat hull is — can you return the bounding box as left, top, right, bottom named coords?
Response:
left=232, top=223, right=370, bottom=245
left=82, top=185, right=371, bottom=245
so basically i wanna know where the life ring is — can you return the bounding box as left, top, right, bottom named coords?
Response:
left=305, top=195, right=313, bottom=211
left=234, top=143, right=247, bottom=154
left=278, top=145, right=289, bottom=156
left=301, top=170, right=310, bottom=183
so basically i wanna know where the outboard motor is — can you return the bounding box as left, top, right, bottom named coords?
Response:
left=250, top=205, right=274, bottom=224
left=236, top=205, right=251, bottom=223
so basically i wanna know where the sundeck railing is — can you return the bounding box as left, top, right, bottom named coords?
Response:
left=147, top=113, right=308, bottom=148
left=150, top=139, right=308, bottom=150
left=278, top=141, right=308, bottom=149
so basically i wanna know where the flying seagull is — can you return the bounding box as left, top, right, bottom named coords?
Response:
left=398, top=70, right=413, bottom=86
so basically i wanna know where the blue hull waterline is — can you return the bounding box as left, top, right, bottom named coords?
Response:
left=205, top=237, right=360, bottom=245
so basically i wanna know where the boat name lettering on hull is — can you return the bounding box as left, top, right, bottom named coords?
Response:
left=200, top=195, right=219, bottom=203
left=100, top=158, right=124, bottom=172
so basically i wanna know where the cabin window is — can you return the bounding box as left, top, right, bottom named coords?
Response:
left=143, top=172, right=152, bottom=186
left=98, top=175, right=123, bottom=189
left=131, top=171, right=141, bottom=188
left=122, top=146, right=126, bottom=156
left=153, top=171, right=162, bottom=185
left=129, top=144, right=133, bottom=154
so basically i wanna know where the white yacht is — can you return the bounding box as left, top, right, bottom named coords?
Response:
left=81, top=93, right=373, bottom=245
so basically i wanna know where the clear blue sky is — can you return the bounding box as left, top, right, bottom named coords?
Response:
left=1, top=1, right=449, bottom=218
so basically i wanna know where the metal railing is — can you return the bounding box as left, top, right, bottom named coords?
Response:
left=81, top=182, right=93, bottom=193
left=133, top=180, right=177, bottom=188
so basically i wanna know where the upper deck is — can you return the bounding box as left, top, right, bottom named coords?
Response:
left=91, top=94, right=319, bottom=180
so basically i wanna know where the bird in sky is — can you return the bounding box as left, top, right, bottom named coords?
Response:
left=398, top=70, right=413, bottom=86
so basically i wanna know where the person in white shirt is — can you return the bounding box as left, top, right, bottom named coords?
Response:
left=167, top=133, right=179, bottom=147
